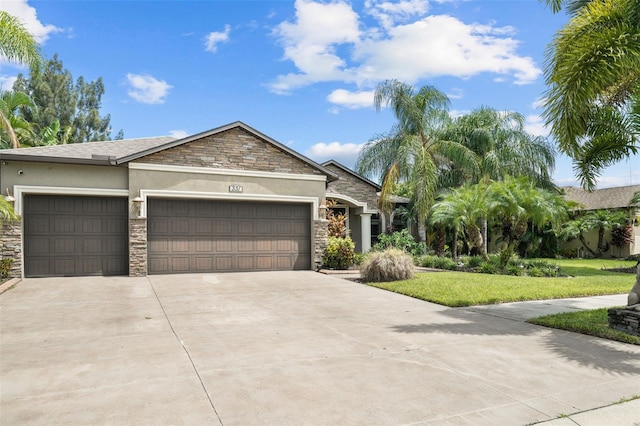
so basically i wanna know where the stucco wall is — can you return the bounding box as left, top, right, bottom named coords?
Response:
left=0, top=161, right=128, bottom=193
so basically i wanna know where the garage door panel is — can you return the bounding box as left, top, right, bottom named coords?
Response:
left=24, top=195, right=128, bottom=277
left=148, top=199, right=311, bottom=274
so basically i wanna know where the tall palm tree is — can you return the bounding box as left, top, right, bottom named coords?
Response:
left=356, top=80, right=477, bottom=242
left=0, top=11, right=41, bottom=149
left=442, top=106, right=557, bottom=253
left=0, top=11, right=41, bottom=67
left=543, top=0, right=640, bottom=190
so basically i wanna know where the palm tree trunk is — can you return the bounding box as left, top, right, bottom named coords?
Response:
left=578, top=234, right=598, bottom=257
left=481, top=217, right=488, bottom=257
left=418, top=220, right=426, bottom=243
left=452, top=228, right=458, bottom=259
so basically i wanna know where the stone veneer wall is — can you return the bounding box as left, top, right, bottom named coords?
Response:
left=142, top=127, right=325, bottom=177
left=325, top=164, right=378, bottom=209
left=1, top=220, right=22, bottom=278
left=129, top=219, right=147, bottom=277
left=313, top=219, right=328, bottom=270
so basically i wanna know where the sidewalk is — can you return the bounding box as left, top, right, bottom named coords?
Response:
left=533, top=398, right=639, bottom=425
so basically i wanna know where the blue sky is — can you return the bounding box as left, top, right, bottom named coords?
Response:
left=1, top=0, right=638, bottom=188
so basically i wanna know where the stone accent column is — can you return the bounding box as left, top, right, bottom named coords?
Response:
left=313, top=219, right=328, bottom=270
left=1, top=219, right=22, bottom=279
left=360, top=213, right=372, bottom=253
left=129, top=218, right=147, bottom=277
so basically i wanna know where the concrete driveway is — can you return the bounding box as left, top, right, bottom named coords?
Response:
left=1, top=272, right=639, bottom=425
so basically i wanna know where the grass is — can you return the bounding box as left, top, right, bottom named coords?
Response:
left=528, top=308, right=640, bottom=345
left=370, top=258, right=636, bottom=307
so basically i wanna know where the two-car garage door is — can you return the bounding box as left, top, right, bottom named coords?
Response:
left=147, top=199, right=311, bottom=274
left=22, top=195, right=312, bottom=277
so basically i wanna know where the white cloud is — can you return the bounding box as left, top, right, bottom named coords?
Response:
left=327, top=89, right=374, bottom=109
left=449, top=109, right=470, bottom=119
left=126, top=73, right=172, bottom=104
left=270, top=0, right=361, bottom=93
left=447, top=87, right=464, bottom=100
left=269, top=0, right=541, bottom=93
left=0, top=75, right=17, bottom=91
left=524, top=114, right=549, bottom=137
left=0, top=0, right=61, bottom=44
left=205, top=25, right=231, bottom=53
left=306, top=141, right=365, bottom=166
left=531, top=97, right=546, bottom=109
left=364, top=0, right=429, bottom=29
left=169, top=129, right=189, bottom=139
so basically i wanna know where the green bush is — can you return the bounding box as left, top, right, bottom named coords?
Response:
left=322, top=236, right=356, bottom=270
left=361, top=248, right=415, bottom=282
left=463, top=255, right=484, bottom=268
left=432, top=256, right=457, bottom=270
left=373, top=229, right=426, bottom=256
left=0, top=258, right=13, bottom=279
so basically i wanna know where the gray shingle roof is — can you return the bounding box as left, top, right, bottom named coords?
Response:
left=563, top=185, right=640, bottom=210
left=0, top=136, right=177, bottom=165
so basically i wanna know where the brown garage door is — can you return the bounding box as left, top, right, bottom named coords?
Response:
left=23, top=195, right=129, bottom=277
left=147, top=199, right=311, bottom=274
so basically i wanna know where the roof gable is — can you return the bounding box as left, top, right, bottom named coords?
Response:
left=322, top=160, right=381, bottom=190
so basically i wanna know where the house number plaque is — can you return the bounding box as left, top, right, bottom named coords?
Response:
left=229, top=184, right=243, bottom=193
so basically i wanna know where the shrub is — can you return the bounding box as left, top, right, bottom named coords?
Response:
left=0, top=258, right=13, bottom=279
left=417, top=254, right=438, bottom=268
left=322, top=236, right=356, bottom=270
left=373, top=229, right=423, bottom=255
left=361, top=248, right=415, bottom=282
left=464, top=255, right=484, bottom=268
left=432, top=256, right=457, bottom=270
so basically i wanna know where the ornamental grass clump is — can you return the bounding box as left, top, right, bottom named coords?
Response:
left=361, top=248, right=414, bottom=282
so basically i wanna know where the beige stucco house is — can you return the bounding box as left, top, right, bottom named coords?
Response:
left=561, top=185, right=640, bottom=258
left=0, top=122, right=347, bottom=278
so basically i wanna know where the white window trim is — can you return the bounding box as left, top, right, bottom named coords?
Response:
left=138, top=189, right=320, bottom=220
left=12, top=185, right=129, bottom=216
left=130, top=162, right=327, bottom=182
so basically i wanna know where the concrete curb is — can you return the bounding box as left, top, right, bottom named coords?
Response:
left=0, top=277, right=22, bottom=295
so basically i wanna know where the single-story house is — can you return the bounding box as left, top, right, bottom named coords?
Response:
left=561, top=185, right=640, bottom=258
left=0, top=122, right=345, bottom=278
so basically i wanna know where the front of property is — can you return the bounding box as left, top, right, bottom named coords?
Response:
left=0, top=122, right=341, bottom=278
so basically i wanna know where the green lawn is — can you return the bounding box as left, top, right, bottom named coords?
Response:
left=528, top=308, right=640, bottom=345
left=370, top=258, right=636, bottom=307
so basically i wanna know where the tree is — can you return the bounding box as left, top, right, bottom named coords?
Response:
left=488, top=177, right=568, bottom=266
left=0, top=11, right=41, bottom=68
left=13, top=54, right=119, bottom=143
left=430, top=184, right=489, bottom=259
left=0, top=90, right=36, bottom=149
left=543, top=0, right=640, bottom=190
left=356, top=80, right=477, bottom=242
left=561, top=209, right=629, bottom=257
left=442, top=106, right=557, bottom=254
left=0, top=11, right=41, bottom=149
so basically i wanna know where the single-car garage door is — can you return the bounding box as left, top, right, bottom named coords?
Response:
left=23, top=195, right=129, bottom=277
left=147, top=199, right=311, bottom=274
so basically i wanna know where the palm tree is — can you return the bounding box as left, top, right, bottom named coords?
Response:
left=0, top=11, right=41, bottom=67
left=488, top=177, right=568, bottom=266
left=543, top=0, right=640, bottom=190
left=442, top=106, right=557, bottom=253
left=356, top=80, right=477, bottom=242
left=430, top=184, right=489, bottom=259
left=0, top=12, right=41, bottom=150
left=0, top=90, right=36, bottom=149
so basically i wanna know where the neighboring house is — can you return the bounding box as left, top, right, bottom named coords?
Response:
left=0, top=122, right=339, bottom=278
left=561, top=185, right=640, bottom=258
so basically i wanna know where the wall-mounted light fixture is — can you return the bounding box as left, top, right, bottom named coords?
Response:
left=131, top=192, right=144, bottom=218
left=318, top=203, right=327, bottom=219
